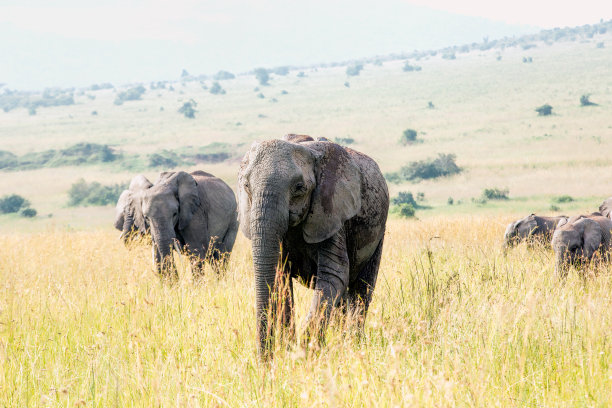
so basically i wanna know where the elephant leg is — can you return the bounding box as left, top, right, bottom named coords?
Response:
left=347, top=238, right=384, bottom=325
left=303, top=230, right=349, bottom=347
left=182, top=241, right=206, bottom=280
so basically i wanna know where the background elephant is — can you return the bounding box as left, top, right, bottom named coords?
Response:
left=551, top=214, right=612, bottom=277
left=599, top=197, right=612, bottom=218
left=114, top=174, right=153, bottom=243
left=503, top=214, right=568, bottom=248
left=238, top=136, right=389, bottom=357
left=140, top=170, right=238, bottom=277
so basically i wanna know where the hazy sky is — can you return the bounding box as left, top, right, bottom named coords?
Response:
left=1, top=0, right=611, bottom=90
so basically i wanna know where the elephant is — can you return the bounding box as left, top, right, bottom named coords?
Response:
left=503, top=214, right=568, bottom=248
left=551, top=214, right=612, bottom=277
left=139, top=170, right=238, bottom=277
left=238, top=136, right=389, bottom=357
left=598, top=197, right=612, bottom=218
left=114, top=174, right=154, bottom=243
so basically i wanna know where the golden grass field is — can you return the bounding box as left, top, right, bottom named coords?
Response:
left=1, top=218, right=611, bottom=407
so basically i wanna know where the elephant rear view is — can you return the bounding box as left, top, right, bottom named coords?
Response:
left=140, top=170, right=238, bottom=277
left=503, top=214, right=567, bottom=248
left=238, top=136, right=389, bottom=358
left=552, top=214, right=612, bottom=277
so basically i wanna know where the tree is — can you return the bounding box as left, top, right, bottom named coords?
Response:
left=535, top=104, right=553, bottom=116
left=209, top=82, right=226, bottom=95
left=178, top=99, right=197, bottom=118
left=0, top=194, right=30, bottom=213
left=400, top=129, right=418, bottom=145
left=254, top=68, right=270, bottom=86
left=346, top=63, right=363, bottom=76
left=213, top=70, right=235, bottom=80
left=580, top=94, right=597, bottom=106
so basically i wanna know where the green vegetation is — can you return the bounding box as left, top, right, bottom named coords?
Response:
left=68, top=179, right=128, bottom=206
left=552, top=195, right=574, bottom=203
left=213, top=70, right=235, bottom=80
left=114, top=86, right=146, bottom=105
left=0, top=143, right=117, bottom=171
left=20, top=208, right=37, bottom=217
left=400, top=129, right=418, bottom=145
left=0, top=194, right=37, bottom=217
left=346, top=63, right=363, bottom=76
left=209, top=82, right=226, bottom=95
left=0, top=88, right=75, bottom=113
left=271, top=66, right=290, bottom=76
left=386, top=153, right=461, bottom=183
left=147, top=150, right=183, bottom=169
left=580, top=94, right=597, bottom=106
left=334, top=137, right=354, bottom=145
left=178, top=99, right=197, bottom=118
left=254, top=68, right=270, bottom=86
left=482, top=187, right=509, bottom=200
left=535, top=104, right=553, bottom=116
left=402, top=62, right=422, bottom=72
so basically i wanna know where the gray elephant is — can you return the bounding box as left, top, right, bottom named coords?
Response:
left=552, top=214, right=612, bottom=277
left=138, top=170, right=238, bottom=277
left=114, top=174, right=154, bottom=243
left=238, top=136, right=389, bottom=357
left=598, top=197, right=612, bottom=218
left=503, top=214, right=568, bottom=248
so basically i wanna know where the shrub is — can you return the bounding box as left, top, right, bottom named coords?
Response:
left=427, top=101, right=435, bottom=109
left=403, top=62, right=422, bottom=72
left=523, top=57, right=533, bottom=63
left=344, top=82, right=350, bottom=88
left=213, top=70, right=235, bottom=80
left=535, top=104, right=552, bottom=116
left=400, top=129, right=418, bottom=145
left=552, top=195, right=574, bottom=203
left=256, top=93, right=265, bottom=99
left=482, top=188, right=509, bottom=200
left=209, top=82, right=226, bottom=95
left=68, top=179, right=128, bottom=206
left=334, top=137, right=354, bottom=145
left=178, top=100, right=197, bottom=118
left=297, top=71, right=306, bottom=78
left=114, top=86, right=145, bottom=105
left=21, top=208, right=37, bottom=218
left=392, top=192, right=417, bottom=207
left=580, top=94, right=597, bottom=106
left=386, top=153, right=461, bottom=183
left=447, top=197, right=454, bottom=205
left=272, top=66, right=289, bottom=76
left=254, top=68, right=270, bottom=86
left=398, top=203, right=416, bottom=218
left=550, top=204, right=561, bottom=211
left=416, top=192, right=425, bottom=202
left=442, top=53, right=456, bottom=60
left=0, top=151, right=18, bottom=169
left=0, top=194, right=30, bottom=213
left=148, top=150, right=181, bottom=168
left=346, top=63, right=363, bottom=76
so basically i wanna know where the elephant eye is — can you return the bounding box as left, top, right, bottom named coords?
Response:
left=293, top=182, right=306, bottom=195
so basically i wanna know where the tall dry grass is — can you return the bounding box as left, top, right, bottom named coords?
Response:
left=1, top=217, right=611, bottom=406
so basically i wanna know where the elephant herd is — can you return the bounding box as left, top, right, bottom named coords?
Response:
left=113, top=133, right=611, bottom=358
left=114, top=134, right=389, bottom=357
left=504, top=200, right=612, bottom=276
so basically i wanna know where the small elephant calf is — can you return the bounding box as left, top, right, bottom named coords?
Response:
left=503, top=214, right=568, bottom=248
left=552, top=214, right=612, bottom=277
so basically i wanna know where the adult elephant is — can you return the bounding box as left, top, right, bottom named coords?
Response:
left=552, top=214, right=612, bottom=277
left=141, top=170, right=238, bottom=277
left=598, top=197, right=612, bottom=218
left=503, top=214, right=568, bottom=248
left=114, top=174, right=153, bottom=243
left=238, top=136, right=389, bottom=357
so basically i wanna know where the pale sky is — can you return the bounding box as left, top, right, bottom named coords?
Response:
left=1, top=0, right=611, bottom=89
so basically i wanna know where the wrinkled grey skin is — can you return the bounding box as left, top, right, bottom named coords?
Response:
left=599, top=197, right=612, bottom=218
left=140, top=170, right=238, bottom=277
left=552, top=214, right=612, bottom=277
left=238, top=136, right=389, bottom=358
left=503, top=214, right=568, bottom=248
left=114, top=174, right=154, bottom=243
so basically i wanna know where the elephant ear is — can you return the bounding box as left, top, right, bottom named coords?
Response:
left=114, top=190, right=132, bottom=230
left=303, top=142, right=362, bottom=243
left=556, top=216, right=569, bottom=228
left=237, top=142, right=260, bottom=239
left=600, top=197, right=612, bottom=218
left=577, top=218, right=603, bottom=260
left=169, top=172, right=201, bottom=230
left=518, top=214, right=538, bottom=237
left=503, top=221, right=518, bottom=244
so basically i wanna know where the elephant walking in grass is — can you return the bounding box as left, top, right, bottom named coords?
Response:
left=552, top=214, right=612, bottom=277
left=238, top=136, right=389, bottom=358
left=119, top=170, right=238, bottom=278
left=503, top=214, right=568, bottom=249
left=115, top=174, right=154, bottom=243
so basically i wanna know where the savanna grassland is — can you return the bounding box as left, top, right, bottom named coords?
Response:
left=2, top=24, right=612, bottom=407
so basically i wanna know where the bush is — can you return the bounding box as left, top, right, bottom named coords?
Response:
left=256, top=93, right=265, bottom=99
left=297, top=71, right=306, bottom=78
left=550, top=204, right=561, bottom=211
left=334, top=137, right=354, bottom=145
left=114, top=86, right=145, bottom=105
left=523, top=57, right=533, bottom=63
left=68, top=179, right=129, bottom=206
left=213, top=70, right=235, bottom=80
left=209, top=82, right=226, bottom=95
left=178, top=100, right=197, bottom=118
left=272, top=66, right=289, bottom=76
left=148, top=150, right=182, bottom=168
left=552, top=195, right=574, bottom=203
left=0, top=194, right=30, bottom=213
left=400, top=129, right=418, bottom=145
left=21, top=208, right=37, bottom=218
left=427, top=101, right=435, bottom=109
left=346, top=63, right=363, bottom=76
left=580, top=94, right=597, bottom=106
left=403, top=62, right=422, bottom=72
left=0, top=150, right=18, bottom=169
left=398, top=203, right=416, bottom=218
left=386, top=153, right=461, bottom=183
left=482, top=188, right=509, bottom=200
left=535, top=104, right=552, bottom=116
left=392, top=192, right=417, bottom=207
left=442, top=53, right=456, bottom=60
left=447, top=197, right=454, bottom=205
left=254, top=68, right=270, bottom=86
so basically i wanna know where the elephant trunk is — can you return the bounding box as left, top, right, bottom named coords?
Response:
left=121, top=211, right=135, bottom=244
left=151, top=225, right=176, bottom=277
left=250, top=192, right=288, bottom=358
left=554, top=246, right=570, bottom=278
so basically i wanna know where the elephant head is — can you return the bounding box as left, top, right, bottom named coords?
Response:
left=238, top=139, right=361, bottom=354
left=141, top=171, right=201, bottom=274
left=552, top=217, right=609, bottom=277
left=114, top=174, right=153, bottom=244
left=599, top=197, right=612, bottom=218
left=503, top=214, right=538, bottom=248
